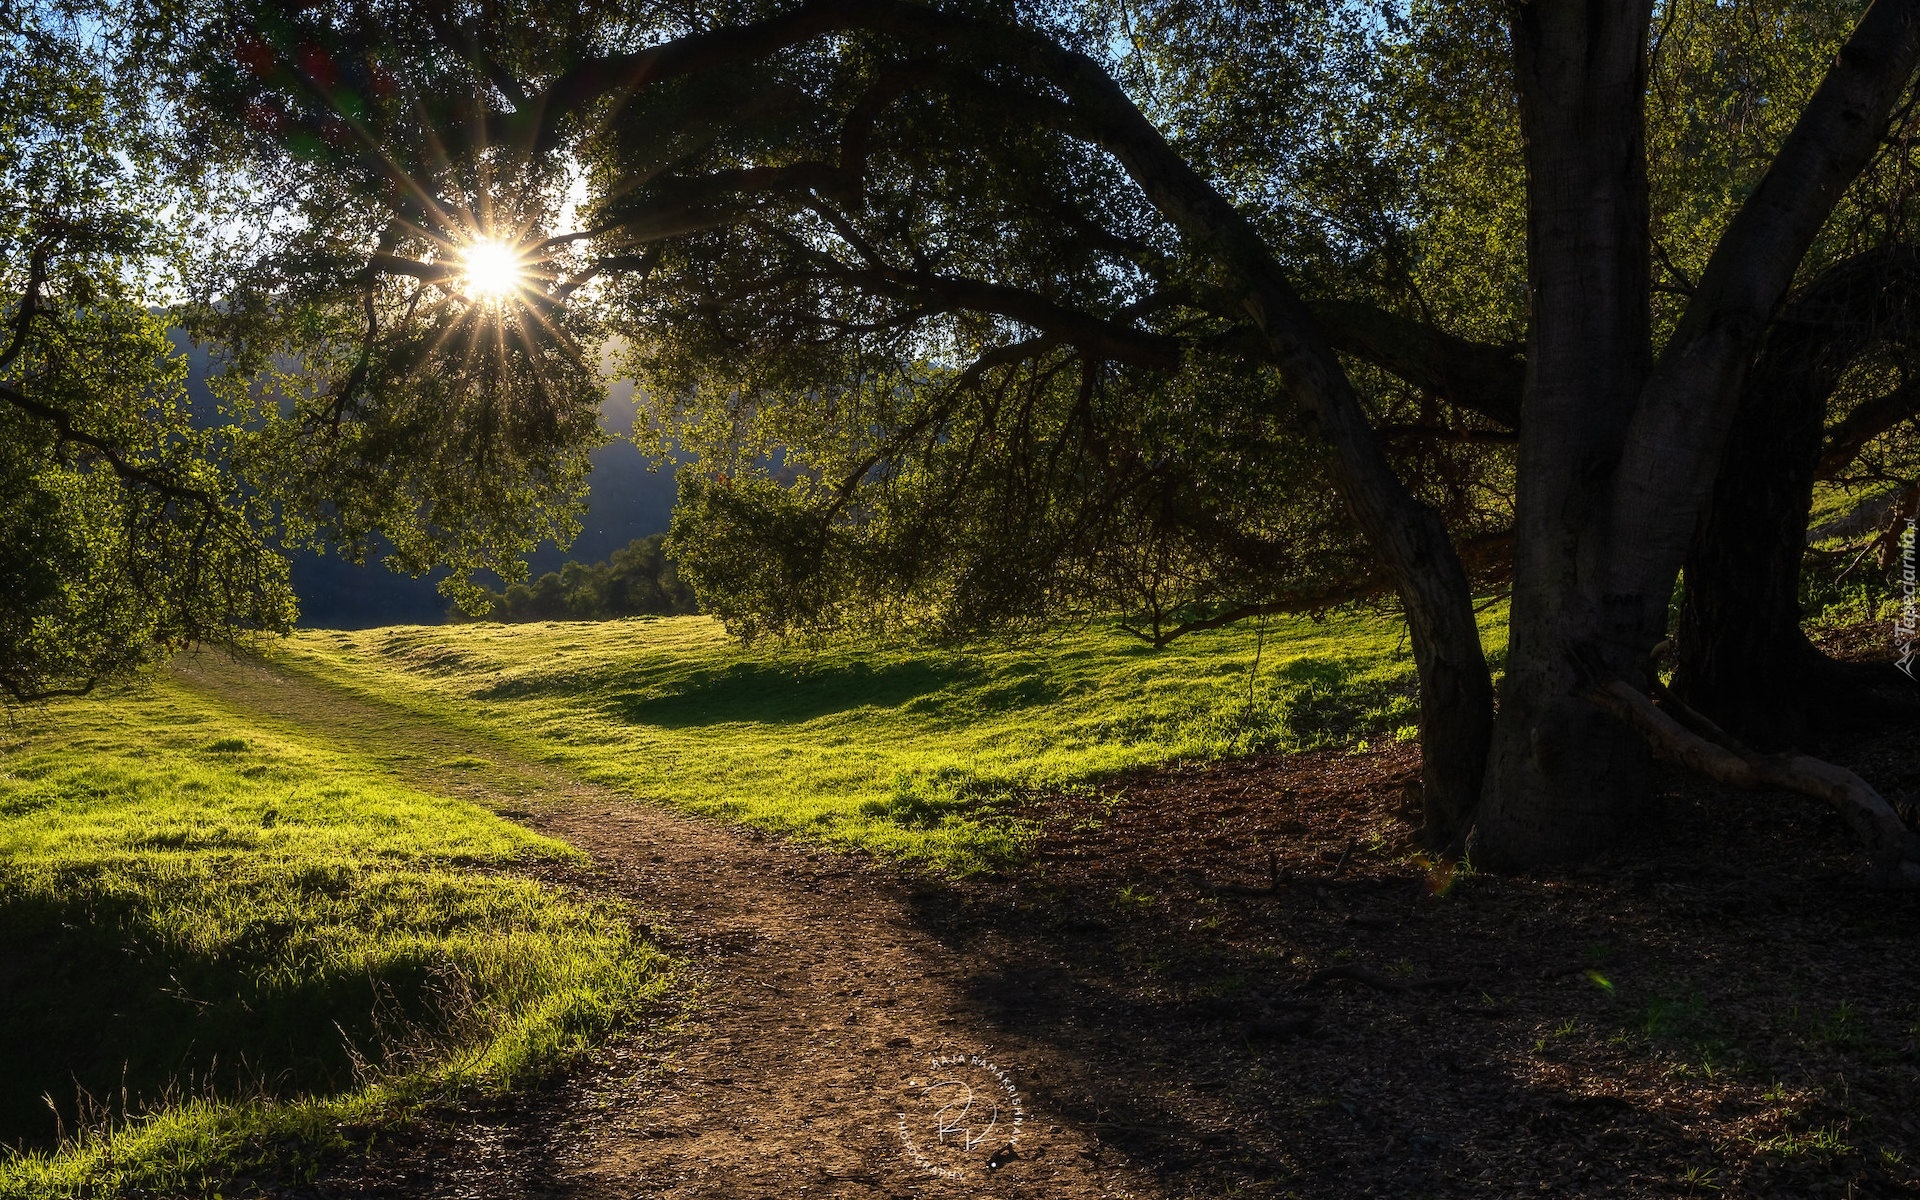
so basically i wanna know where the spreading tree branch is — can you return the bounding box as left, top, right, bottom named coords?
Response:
left=1308, top=300, right=1523, bottom=430
left=1819, top=375, right=1920, bottom=477
left=0, top=671, right=99, bottom=703
left=0, top=381, right=217, bottom=505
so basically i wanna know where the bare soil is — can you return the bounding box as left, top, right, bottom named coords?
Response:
left=175, top=650, right=1920, bottom=1200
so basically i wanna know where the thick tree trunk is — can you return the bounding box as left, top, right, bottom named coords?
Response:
left=1598, top=0, right=1920, bottom=625
left=1674, top=250, right=1920, bottom=746
left=1475, top=0, right=1920, bottom=869
left=1673, top=317, right=1832, bottom=748
left=1471, top=0, right=1657, bottom=869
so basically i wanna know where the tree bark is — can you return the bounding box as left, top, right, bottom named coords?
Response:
left=1471, top=0, right=1658, bottom=869
left=1307, top=300, right=1524, bottom=430
left=1600, top=0, right=1920, bottom=631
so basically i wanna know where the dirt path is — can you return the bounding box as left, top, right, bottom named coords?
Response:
left=173, top=650, right=1176, bottom=1200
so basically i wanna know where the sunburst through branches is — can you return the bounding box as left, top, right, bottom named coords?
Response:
left=459, top=238, right=528, bottom=304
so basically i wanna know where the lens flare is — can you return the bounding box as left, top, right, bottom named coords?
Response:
left=461, top=239, right=523, bottom=301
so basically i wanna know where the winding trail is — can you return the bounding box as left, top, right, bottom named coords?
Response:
left=173, top=650, right=1175, bottom=1200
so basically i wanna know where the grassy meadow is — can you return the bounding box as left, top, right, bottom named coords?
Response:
left=0, top=676, right=670, bottom=1197
left=272, top=609, right=1507, bottom=872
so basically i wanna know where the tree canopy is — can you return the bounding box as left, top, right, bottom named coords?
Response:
left=0, top=1, right=622, bottom=697
left=1, top=5, right=290, bottom=699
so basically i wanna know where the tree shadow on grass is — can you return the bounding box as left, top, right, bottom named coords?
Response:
left=483, top=657, right=991, bottom=728
left=0, top=880, right=438, bottom=1153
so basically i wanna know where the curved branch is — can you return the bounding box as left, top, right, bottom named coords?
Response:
left=831, top=266, right=1181, bottom=368
left=367, top=253, right=459, bottom=284
left=0, top=381, right=217, bottom=505
left=0, top=671, right=99, bottom=703
left=504, top=1, right=865, bottom=156
left=835, top=0, right=1496, bottom=825
left=1585, top=677, right=1920, bottom=886
left=1819, top=375, right=1920, bottom=477
left=0, top=241, right=50, bottom=372
left=432, top=0, right=1495, bottom=825
left=1309, top=300, right=1523, bottom=430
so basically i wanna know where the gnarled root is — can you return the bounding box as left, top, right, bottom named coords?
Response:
left=1584, top=678, right=1920, bottom=888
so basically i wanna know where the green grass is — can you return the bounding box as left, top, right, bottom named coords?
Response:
left=270, top=609, right=1507, bottom=872
left=1807, top=478, right=1902, bottom=535
left=1745, top=1124, right=1856, bottom=1163
left=0, top=679, right=670, bottom=1197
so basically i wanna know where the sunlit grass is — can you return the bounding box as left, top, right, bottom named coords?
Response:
left=1744, top=1124, right=1856, bottom=1162
left=271, top=609, right=1508, bottom=873
left=0, top=680, right=669, bottom=1197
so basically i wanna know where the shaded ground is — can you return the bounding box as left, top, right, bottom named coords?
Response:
left=962, top=740, right=1920, bottom=1197
left=173, top=649, right=1920, bottom=1199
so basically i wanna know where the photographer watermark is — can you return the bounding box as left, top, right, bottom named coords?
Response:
left=896, top=1050, right=1024, bottom=1179
left=1898, top=515, right=1917, bottom=680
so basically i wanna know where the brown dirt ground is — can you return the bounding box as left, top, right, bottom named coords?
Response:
left=173, top=644, right=1920, bottom=1200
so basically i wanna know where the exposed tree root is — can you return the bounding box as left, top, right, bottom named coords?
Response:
left=1584, top=678, right=1920, bottom=888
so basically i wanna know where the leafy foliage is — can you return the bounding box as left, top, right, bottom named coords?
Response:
left=609, top=1, right=1469, bottom=641
left=3, top=2, right=628, bottom=698
left=0, top=7, right=293, bottom=698
left=464, top=533, right=699, bottom=622
left=22, top=0, right=1920, bottom=704
left=168, top=0, right=614, bottom=611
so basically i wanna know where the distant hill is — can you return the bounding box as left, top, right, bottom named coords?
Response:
left=177, top=339, right=679, bottom=629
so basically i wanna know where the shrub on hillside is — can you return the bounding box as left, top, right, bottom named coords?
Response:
left=465, top=535, right=698, bottom=622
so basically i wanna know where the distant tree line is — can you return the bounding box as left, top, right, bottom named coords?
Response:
left=464, top=535, right=698, bottom=623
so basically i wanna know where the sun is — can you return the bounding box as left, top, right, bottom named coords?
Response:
left=460, top=239, right=524, bottom=302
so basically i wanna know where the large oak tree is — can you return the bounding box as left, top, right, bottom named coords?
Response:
left=170, top=0, right=1920, bottom=880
